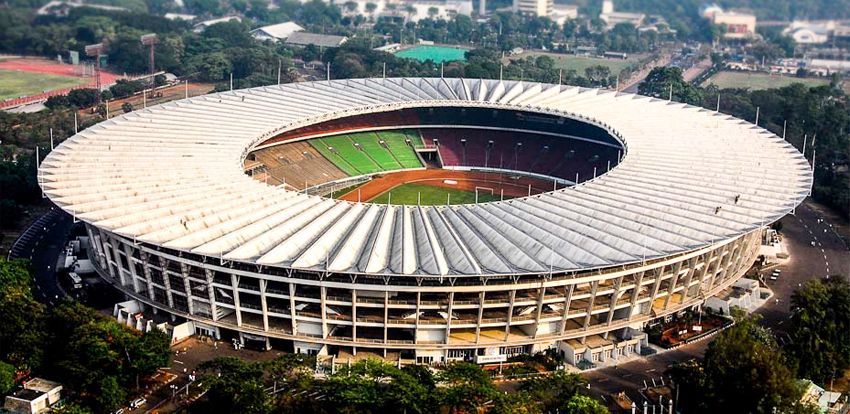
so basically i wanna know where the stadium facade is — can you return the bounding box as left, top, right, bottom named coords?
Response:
left=39, top=78, right=812, bottom=365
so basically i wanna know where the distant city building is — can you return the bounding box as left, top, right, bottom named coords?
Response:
left=164, top=12, right=197, bottom=21
left=3, top=378, right=63, bottom=414
left=192, top=16, right=242, bottom=33
left=36, top=0, right=127, bottom=17
left=512, top=0, right=552, bottom=17
left=702, top=6, right=756, bottom=39
left=783, top=20, right=850, bottom=45
left=599, top=0, right=645, bottom=29
left=251, top=22, right=305, bottom=42
left=285, top=32, right=348, bottom=48
left=334, top=0, right=472, bottom=22
left=550, top=4, right=578, bottom=25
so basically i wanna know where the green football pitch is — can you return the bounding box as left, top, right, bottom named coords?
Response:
left=0, top=69, right=88, bottom=100
left=368, top=183, right=503, bottom=205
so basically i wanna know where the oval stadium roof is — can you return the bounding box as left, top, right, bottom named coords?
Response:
left=39, top=78, right=812, bottom=277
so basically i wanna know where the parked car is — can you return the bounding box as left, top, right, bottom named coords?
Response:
left=130, top=398, right=146, bottom=409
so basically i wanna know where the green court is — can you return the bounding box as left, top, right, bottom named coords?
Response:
left=395, top=46, right=468, bottom=63
left=369, top=183, right=502, bottom=205
left=0, top=69, right=87, bottom=100
left=705, top=71, right=829, bottom=90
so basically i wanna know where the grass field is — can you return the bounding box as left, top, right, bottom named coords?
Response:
left=705, top=71, right=830, bottom=90
left=505, top=51, right=642, bottom=75
left=369, top=183, right=503, bottom=205
left=0, top=69, right=87, bottom=100
left=395, top=45, right=469, bottom=63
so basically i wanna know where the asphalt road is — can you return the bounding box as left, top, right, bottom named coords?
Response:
left=8, top=207, right=73, bottom=306
left=584, top=199, right=849, bottom=406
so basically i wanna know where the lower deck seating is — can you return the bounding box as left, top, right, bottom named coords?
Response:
left=251, top=141, right=348, bottom=189
left=423, top=128, right=621, bottom=182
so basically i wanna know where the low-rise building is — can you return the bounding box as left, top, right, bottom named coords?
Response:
left=707, top=9, right=757, bottom=39
left=599, top=0, right=644, bottom=29
left=250, top=22, right=305, bottom=42
left=704, top=278, right=769, bottom=315
left=3, top=379, right=62, bottom=414
left=799, top=379, right=847, bottom=414
left=192, top=16, right=241, bottom=33
left=285, top=32, right=348, bottom=48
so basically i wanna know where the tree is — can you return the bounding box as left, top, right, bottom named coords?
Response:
left=94, top=376, right=126, bottom=413
left=435, top=362, right=500, bottom=414
left=0, top=259, right=45, bottom=370
left=197, top=357, right=272, bottom=414
left=67, top=88, right=100, bottom=108
left=521, top=371, right=588, bottom=413
left=322, top=360, right=433, bottom=414
left=562, top=394, right=609, bottom=414
left=669, top=316, right=818, bottom=414
left=365, top=2, right=377, bottom=14
left=788, top=278, right=850, bottom=384
left=638, top=66, right=703, bottom=105
left=0, top=361, right=15, bottom=395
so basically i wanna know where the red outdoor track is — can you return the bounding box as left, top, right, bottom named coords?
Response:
left=336, top=169, right=560, bottom=202
left=0, top=58, right=124, bottom=109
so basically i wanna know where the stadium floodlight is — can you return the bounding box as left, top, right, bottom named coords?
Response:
left=85, top=43, right=105, bottom=105
left=140, top=34, right=157, bottom=86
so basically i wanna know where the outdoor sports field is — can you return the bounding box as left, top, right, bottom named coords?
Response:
left=369, top=183, right=502, bottom=205
left=395, top=45, right=469, bottom=63
left=705, top=70, right=829, bottom=90
left=504, top=51, right=643, bottom=75
left=0, top=69, right=88, bottom=100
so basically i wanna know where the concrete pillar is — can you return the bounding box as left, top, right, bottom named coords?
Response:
left=260, top=279, right=269, bottom=332
left=230, top=274, right=242, bottom=327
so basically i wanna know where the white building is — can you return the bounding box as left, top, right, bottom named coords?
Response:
left=192, top=16, right=241, bottom=33
left=513, top=0, right=552, bottom=18
left=3, top=379, right=62, bottom=414
left=334, top=0, right=472, bottom=22
left=704, top=7, right=756, bottom=39
left=250, top=22, right=305, bottom=42
left=599, top=0, right=644, bottom=29
left=704, top=278, right=769, bottom=315
left=550, top=4, right=578, bottom=25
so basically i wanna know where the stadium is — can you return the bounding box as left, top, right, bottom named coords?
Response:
left=39, top=77, right=812, bottom=365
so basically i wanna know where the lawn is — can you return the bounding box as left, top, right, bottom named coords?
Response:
left=395, top=45, right=469, bottom=63
left=705, top=71, right=829, bottom=90
left=505, top=51, right=642, bottom=75
left=368, top=183, right=503, bottom=205
left=0, top=69, right=88, bottom=100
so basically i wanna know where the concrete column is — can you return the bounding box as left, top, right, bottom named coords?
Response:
left=161, top=258, right=175, bottom=308
left=204, top=269, right=219, bottom=321
left=260, top=279, right=269, bottom=332
left=581, top=280, right=600, bottom=340
left=230, top=274, right=242, bottom=327
left=444, top=291, right=455, bottom=344
left=559, top=284, right=575, bottom=335
left=351, top=289, right=358, bottom=343
left=532, top=285, right=547, bottom=339
left=181, top=263, right=195, bottom=315
left=662, top=261, right=684, bottom=310
left=109, top=237, right=127, bottom=286
left=122, top=243, right=142, bottom=292
left=678, top=258, right=698, bottom=304
left=288, top=282, right=298, bottom=335
left=627, top=271, right=645, bottom=320
left=321, top=286, right=329, bottom=339
left=475, top=291, right=485, bottom=344
left=383, top=291, right=389, bottom=344
left=504, top=289, right=516, bottom=340
left=603, top=276, right=624, bottom=338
